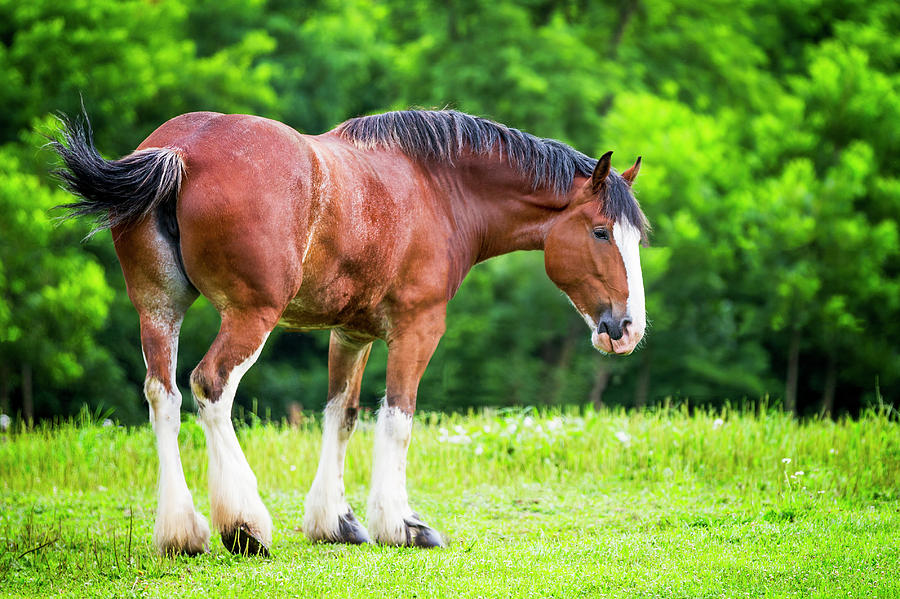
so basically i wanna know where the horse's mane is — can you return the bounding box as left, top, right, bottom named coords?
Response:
left=336, top=110, right=649, bottom=234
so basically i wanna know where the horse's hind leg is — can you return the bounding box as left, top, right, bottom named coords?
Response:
left=141, top=309, right=210, bottom=556
left=189, top=309, right=279, bottom=556
left=303, top=330, right=373, bottom=544
left=117, top=223, right=209, bottom=555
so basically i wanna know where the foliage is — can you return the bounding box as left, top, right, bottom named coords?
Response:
left=0, top=0, right=898, bottom=421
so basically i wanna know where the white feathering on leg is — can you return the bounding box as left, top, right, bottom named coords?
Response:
left=367, top=401, right=415, bottom=544
left=195, top=337, right=273, bottom=548
left=303, top=390, right=356, bottom=541
left=145, top=378, right=210, bottom=554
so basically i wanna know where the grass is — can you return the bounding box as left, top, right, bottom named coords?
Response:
left=1, top=404, right=899, bottom=598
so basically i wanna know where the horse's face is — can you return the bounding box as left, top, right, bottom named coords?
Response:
left=544, top=152, right=646, bottom=355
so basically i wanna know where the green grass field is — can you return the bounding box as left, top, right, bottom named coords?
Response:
left=1, top=405, right=898, bottom=598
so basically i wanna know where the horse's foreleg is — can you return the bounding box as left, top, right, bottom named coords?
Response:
left=303, top=330, right=373, bottom=544
left=190, top=310, right=278, bottom=556
left=367, top=316, right=445, bottom=548
left=141, top=312, right=210, bottom=556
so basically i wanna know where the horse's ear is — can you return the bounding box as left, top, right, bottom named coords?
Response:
left=622, top=156, right=642, bottom=185
left=591, top=151, right=613, bottom=194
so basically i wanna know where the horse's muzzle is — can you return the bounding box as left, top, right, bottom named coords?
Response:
left=591, top=323, right=642, bottom=355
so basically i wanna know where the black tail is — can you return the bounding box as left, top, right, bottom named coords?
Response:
left=52, top=113, right=184, bottom=237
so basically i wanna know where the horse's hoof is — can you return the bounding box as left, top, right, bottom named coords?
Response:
left=154, top=508, right=211, bottom=557
left=403, top=514, right=445, bottom=548
left=336, top=511, right=372, bottom=545
left=159, top=542, right=208, bottom=557
left=221, top=524, right=270, bottom=557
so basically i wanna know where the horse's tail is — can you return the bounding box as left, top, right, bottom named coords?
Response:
left=52, top=113, right=184, bottom=238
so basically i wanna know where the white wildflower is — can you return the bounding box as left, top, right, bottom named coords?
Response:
left=614, top=431, right=631, bottom=445
left=483, top=425, right=492, bottom=434
left=289, top=464, right=296, bottom=472
left=523, top=416, right=534, bottom=428
left=102, top=418, right=114, bottom=427
left=0, top=414, right=9, bottom=431
left=439, top=427, right=449, bottom=437
left=475, top=445, right=484, bottom=455
left=782, top=458, right=791, bottom=465
left=794, top=471, right=804, bottom=477
left=453, top=425, right=465, bottom=434
left=712, top=418, right=724, bottom=430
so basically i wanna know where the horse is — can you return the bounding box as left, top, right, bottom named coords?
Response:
left=53, top=108, right=649, bottom=556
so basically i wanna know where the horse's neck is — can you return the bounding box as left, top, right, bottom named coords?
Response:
left=446, top=161, right=576, bottom=263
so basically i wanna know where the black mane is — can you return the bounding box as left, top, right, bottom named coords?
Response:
left=336, top=110, right=649, bottom=234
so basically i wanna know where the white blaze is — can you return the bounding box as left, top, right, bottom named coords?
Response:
left=613, top=220, right=646, bottom=335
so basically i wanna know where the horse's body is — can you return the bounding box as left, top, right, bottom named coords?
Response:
left=55, top=109, right=648, bottom=555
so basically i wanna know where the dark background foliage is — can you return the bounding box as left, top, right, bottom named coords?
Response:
left=1, top=0, right=897, bottom=423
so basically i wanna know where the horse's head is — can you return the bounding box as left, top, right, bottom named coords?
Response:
left=544, top=151, right=647, bottom=355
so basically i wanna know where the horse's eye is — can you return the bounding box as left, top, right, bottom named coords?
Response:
left=592, top=227, right=609, bottom=241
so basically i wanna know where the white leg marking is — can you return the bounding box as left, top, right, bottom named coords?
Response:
left=146, top=378, right=210, bottom=554
left=303, top=390, right=357, bottom=541
left=195, top=335, right=273, bottom=547
left=613, top=221, right=646, bottom=335
left=367, top=402, right=415, bottom=544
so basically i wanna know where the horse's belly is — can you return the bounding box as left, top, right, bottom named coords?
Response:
left=276, top=282, right=386, bottom=336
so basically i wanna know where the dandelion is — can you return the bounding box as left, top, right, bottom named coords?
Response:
left=782, top=458, right=791, bottom=465
left=103, top=418, right=114, bottom=427
left=614, top=431, right=631, bottom=445
left=482, top=425, right=491, bottom=434
left=794, top=471, right=804, bottom=477
left=712, top=418, right=724, bottom=430
left=0, top=414, right=9, bottom=432
left=475, top=445, right=484, bottom=455
left=523, top=416, right=534, bottom=428
left=289, top=464, right=296, bottom=472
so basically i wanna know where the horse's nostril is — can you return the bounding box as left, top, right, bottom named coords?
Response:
left=621, top=317, right=632, bottom=332
left=597, top=320, right=610, bottom=336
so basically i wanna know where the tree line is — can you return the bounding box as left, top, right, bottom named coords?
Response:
left=0, top=0, right=897, bottom=423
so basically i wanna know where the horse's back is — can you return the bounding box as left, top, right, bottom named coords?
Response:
left=126, top=112, right=449, bottom=334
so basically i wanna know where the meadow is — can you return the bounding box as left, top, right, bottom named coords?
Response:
left=1, top=405, right=898, bottom=598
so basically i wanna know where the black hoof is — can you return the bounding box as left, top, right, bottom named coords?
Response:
left=403, top=514, right=445, bottom=548
left=221, top=525, right=270, bottom=557
left=336, top=511, right=372, bottom=545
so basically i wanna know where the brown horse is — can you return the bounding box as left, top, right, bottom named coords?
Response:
left=54, top=109, right=649, bottom=556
